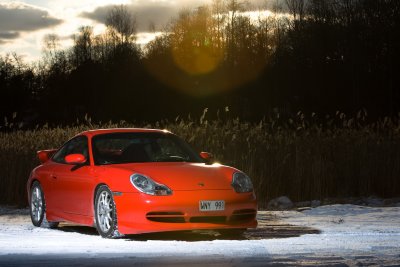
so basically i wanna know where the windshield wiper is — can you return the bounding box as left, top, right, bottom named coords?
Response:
left=155, top=155, right=187, bottom=162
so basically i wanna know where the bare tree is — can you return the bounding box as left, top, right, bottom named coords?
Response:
left=285, top=0, right=306, bottom=22
left=41, top=33, right=69, bottom=73
left=73, top=26, right=94, bottom=65
left=42, top=34, right=61, bottom=68
left=43, top=34, right=60, bottom=56
left=212, top=0, right=226, bottom=49
left=106, top=5, right=137, bottom=44
left=225, top=0, right=247, bottom=65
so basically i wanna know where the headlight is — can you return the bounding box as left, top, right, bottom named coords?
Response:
left=130, top=174, right=172, bottom=196
left=231, top=172, right=253, bottom=193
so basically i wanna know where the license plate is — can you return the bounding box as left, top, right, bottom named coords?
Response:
left=199, top=200, right=225, bottom=211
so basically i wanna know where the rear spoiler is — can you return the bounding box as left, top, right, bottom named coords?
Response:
left=37, top=149, right=57, bottom=164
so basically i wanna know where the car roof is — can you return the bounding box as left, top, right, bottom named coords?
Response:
left=78, top=128, right=171, bottom=137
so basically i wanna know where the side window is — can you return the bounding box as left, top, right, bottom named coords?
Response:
left=156, top=138, right=186, bottom=158
left=52, top=136, right=89, bottom=164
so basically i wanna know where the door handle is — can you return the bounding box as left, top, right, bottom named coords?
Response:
left=51, top=174, right=57, bottom=179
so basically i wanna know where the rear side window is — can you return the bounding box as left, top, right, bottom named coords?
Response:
left=52, top=136, right=89, bottom=164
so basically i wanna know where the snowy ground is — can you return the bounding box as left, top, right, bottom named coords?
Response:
left=0, top=204, right=399, bottom=266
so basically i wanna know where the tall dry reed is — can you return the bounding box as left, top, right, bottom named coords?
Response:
left=1, top=111, right=400, bottom=208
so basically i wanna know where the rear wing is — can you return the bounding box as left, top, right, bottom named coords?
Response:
left=37, top=149, right=57, bottom=164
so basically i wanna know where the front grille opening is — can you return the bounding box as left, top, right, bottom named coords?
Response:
left=146, top=211, right=185, bottom=223
left=189, top=216, right=227, bottom=223
left=147, top=212, right=184, bottom=216
left=147, top=217, right=185, bottom=223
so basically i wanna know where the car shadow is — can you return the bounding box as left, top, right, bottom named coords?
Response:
left=55, top=212, right=320, bottom=241
left=56, top=224, right=99, bottom=236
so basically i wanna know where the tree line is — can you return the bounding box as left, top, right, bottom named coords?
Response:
left=1, top=0, right=399, bottom=127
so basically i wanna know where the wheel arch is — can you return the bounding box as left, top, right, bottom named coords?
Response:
left=92, top=183, right=108, bottom=216
left=93, top=183, right=109, bottom=202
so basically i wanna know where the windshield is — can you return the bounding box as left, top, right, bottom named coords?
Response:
left=92, top=132, right=204, bottom=165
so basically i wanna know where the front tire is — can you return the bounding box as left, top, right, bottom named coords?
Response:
left=30, top=181, right=59, bottom=228
left=94, top=185, right=118, bottom=238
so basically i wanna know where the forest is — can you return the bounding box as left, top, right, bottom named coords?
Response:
left=1, top=0, right=399, bottom=126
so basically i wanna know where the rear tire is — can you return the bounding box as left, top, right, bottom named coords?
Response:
left=30, top=181, right=59, bottom=229
left=94, top=185, right=118, bottom=238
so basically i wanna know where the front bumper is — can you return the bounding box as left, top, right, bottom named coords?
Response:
left=113, top=189, right=257, bottom=234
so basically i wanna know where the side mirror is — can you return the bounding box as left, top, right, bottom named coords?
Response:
left=37, top=149, right=57, bottom=164
left=65, top=153, right=86, bottom=165
left=200, top=152, right=213, bottom=163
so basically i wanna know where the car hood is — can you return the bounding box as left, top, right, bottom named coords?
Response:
left=111, top=162, right=236, bottom=191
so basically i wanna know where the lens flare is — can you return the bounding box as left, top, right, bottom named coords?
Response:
left=172, top=45, right=223, bottom=76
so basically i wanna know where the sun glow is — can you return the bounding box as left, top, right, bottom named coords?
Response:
left=172, top=45, right=224, bottom=76
left=241, top=9, right=274, bottom=22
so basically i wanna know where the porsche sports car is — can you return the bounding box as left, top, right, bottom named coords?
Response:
left=27, top=128, right=257, bottom=238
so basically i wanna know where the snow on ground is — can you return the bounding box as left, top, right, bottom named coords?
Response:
left=0, top=204, right=399, bottom=266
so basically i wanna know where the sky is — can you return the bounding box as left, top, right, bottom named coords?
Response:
left=0, top=0, right=275, bottom=63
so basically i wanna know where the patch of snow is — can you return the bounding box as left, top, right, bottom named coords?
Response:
left=0, top=204, right=399, bottom=266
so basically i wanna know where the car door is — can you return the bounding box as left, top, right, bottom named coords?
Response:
left=50, top=136, right=94, bottom=216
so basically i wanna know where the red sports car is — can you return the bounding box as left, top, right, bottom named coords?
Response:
left=27, top=128, right=257, bottom=238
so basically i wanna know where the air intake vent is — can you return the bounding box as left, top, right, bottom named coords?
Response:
left=147, top=212, right=183, bottom=216
left=146, top=211, right=185, bottom=223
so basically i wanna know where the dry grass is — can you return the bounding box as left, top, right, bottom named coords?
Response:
left=1, top=111, right=400, bottom=208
